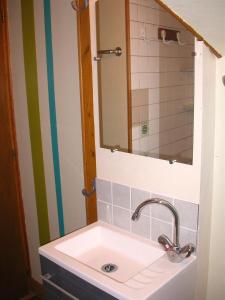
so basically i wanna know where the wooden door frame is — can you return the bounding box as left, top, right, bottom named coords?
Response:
left=76, top=1, right=97, bottom=224
left=1, top=0, right=31, bottom=290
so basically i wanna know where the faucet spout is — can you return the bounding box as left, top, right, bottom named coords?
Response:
left=131, top=198, right=195, bottom=263
left=132, top=198, right=180, bottom=247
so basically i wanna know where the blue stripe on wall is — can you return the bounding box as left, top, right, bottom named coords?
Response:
left=43, top=0, right=65, bottom=236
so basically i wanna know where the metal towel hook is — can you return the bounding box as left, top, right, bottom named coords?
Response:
left=82, top=179, right=96, bottom=198
left=71, top=0, right=89, bottom=12
left=176, top=32, right=185, bottom=46
left=161, top=30, right=172, bottom=45
left=222, top=75, right=225, bottom=86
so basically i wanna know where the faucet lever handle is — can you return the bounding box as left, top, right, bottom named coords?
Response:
left=180, top=244, right=195, bottom=258
left=158, top=234, right=174, bottom=250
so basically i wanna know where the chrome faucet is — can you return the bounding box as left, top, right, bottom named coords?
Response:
left=132, top=198, right=195, bottom=263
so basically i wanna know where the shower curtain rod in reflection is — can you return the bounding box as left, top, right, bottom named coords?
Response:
left=71, top=0, right=89, bottom=12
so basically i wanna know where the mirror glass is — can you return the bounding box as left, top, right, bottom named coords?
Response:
left=96, top=0, right=195, bottom=165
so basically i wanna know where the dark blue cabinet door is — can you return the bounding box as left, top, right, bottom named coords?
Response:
left=40, top=256, right=118, bottom=300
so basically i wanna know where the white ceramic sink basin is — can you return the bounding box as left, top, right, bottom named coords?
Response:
left=39, top=222, right=197, bottom=300
left=55, top=224, right=164, bottom=282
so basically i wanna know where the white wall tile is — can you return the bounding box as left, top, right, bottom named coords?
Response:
left=132, top=88, right=149, bottom=107
left=96, top=178, right=112, bottom=203
left=179, top=227, right=197, bottom=247
left=174, top=199, right=199, bottom=230
left=131, top=188, right=150, bottom=215
left=139, top=105, right=149, bottom=122
left=130, top=21, right=141, bottom=38
left=151, top=194, right=173, bottom=222
left=145, top=23, right=158, bottom=39
left=132, top=139, right=140, bottom=154
left=148, top=119, right=159, bottom=135
left=112, top=183, right=130, bottom=209
left=132, top=215, right=150, bottom=238
left=151, top=218, right=173, bottom=242
left=130, top=39, right=140, bottom=55
left=130, top=4, right=139, bottom=21
left=132, top=125, right=140, bottom=140
left=132, top=106, right=140, bottom=123
left=131, top=73, right=140, bottom=89
left=113, top=206, right=131, bottom=231
left=129, top=0, right=194, bottom=165
left=97, top=201, right=113, bottom=224
left=148, top=88, right=160, bottom=104
left=139, top=135, right=151, bottom=152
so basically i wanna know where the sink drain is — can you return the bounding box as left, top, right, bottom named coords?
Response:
left=101, top=263, right=118, bottom=273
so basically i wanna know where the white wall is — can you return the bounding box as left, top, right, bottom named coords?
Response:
left=8, top=0, right=86, bottom=282
left=207, top=57, right=225, bottom=300
left=50, top=0, right=86, bottom=234
left=195, top=46, right=216, bottom=300
left=160, top=0, right=225, bottom=56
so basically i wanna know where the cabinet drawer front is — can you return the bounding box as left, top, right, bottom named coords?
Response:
left=40, top=256, right=118, bottom=300
left=43, top=281, right=72, bottom=300
left=41, top=273, right=79, bottom=300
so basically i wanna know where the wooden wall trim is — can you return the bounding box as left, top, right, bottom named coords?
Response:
left=77, top=1, right=97, bottom=224
left=125, top=0, right=132, bottom=153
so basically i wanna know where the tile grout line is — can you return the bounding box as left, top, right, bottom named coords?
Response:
left=129, top=186, right=132, bottom=233
left=111, top=181, right=114, bottom=225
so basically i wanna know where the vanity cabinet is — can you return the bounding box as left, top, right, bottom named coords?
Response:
left=40, top=256, right=117, bottom=300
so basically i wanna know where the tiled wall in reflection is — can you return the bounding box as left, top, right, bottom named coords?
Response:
left=129, top=0, right=194, bottom=162
left=96, top=178, right=199, bottom=247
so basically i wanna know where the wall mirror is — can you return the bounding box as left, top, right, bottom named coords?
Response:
left=96, top=0, right=195, bottom=165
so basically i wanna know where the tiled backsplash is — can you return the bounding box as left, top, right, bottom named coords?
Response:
left=96, top=178, right=199, bottom=247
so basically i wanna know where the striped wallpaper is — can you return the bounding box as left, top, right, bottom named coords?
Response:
left=21, top=0, right=51, bottom=245
left=8, top=0, right=86, bottom=281
left=43, top=0, right=65, bottom=237
left=21, top=0, right=65, bottom=243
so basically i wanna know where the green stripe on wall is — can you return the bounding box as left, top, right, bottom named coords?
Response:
left=21, top=0, right=50, bottom=245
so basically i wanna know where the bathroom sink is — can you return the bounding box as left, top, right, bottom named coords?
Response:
left=55, top=224, right=164, bottom=282
left=39, top=221, right=197, bottom=300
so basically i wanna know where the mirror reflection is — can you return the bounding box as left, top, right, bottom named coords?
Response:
left=96, top=0, right=195, bottom=165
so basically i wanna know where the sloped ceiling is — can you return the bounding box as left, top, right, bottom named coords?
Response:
left=159, top=0, right=225, bottom=57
